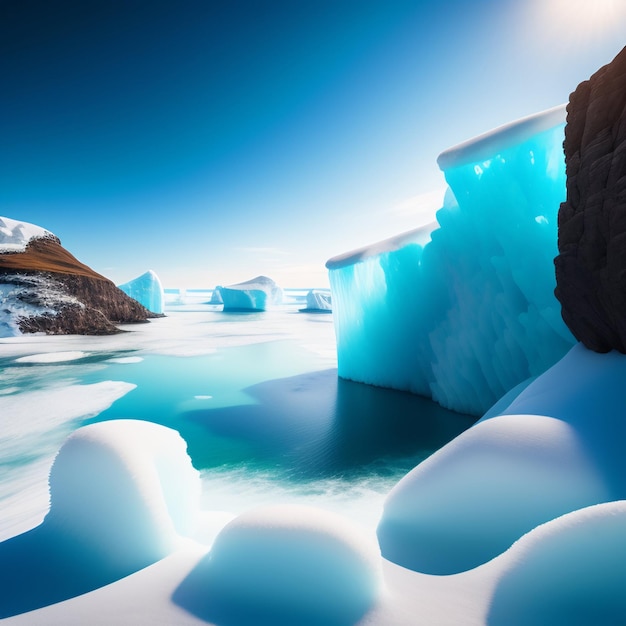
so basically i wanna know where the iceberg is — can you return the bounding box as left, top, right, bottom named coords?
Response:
left=209, top=285, right=223, bottom=304
left=299, top=288, right=332, bottom=312
left=117, top=270, right=165, bottom=314
left=220, top=275, right=282, bottom=311
left=327, top=105, right=575, bottom=416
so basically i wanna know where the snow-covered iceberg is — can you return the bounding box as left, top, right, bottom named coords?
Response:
left=299, top=288, right=332, bottom=312
left=220, top=275, right=282, bottom=311
left=117, top=270, right=165, bottom=314
left=327, top=105, right=575, bottom=415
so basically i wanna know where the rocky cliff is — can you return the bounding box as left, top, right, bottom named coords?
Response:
left=0, top=236, right=161, bottom=336
left=554, top=46, right=626, bottom=352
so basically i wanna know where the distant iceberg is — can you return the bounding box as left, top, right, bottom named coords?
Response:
left=209, top=286, right=223, bottom=304
left=220, top=276, right=282, bottom=311
left=117, top=270, right=165, bottom=314
left=327, top=105, right=575, bottom=416
left=299, top=289, right=332, bottom=313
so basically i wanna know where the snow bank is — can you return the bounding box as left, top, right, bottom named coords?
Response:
left=488, top=500, right=626, bottom=625
left=174, top=504, right=382, bottom=625
left=46, top=420, right=201, bottom=558
left=0, top=216, right=56, bottom=253
left=378, top=343, right=626, bottom=574
left=327, top=106, right=575, bottom=415
left=0, top=419, right=200, bottom=617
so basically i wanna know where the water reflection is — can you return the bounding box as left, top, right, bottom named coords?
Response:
left=184, top=369, right=475, bottom=479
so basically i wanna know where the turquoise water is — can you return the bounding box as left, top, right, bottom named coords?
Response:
left=0, top=306, right=475, bottom=536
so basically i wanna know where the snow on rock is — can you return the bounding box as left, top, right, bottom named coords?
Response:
left=0, top=274, right=82, bottom=338
left=300, top=289, right=332, bottom=312
left=327, top=106, right=575, bottom=415
left=0, top=216, right=57, bottom=253
left=220, top=275, right=283, bottom=311
left=117, top=270, right=165, bottom=314
left=173, top=504, right=382, bottom=625
left=488, top=500, right=626, bottom=626
left=0, top=419, right=201, bottom=618
left=377, top=343, right=626, bottom=574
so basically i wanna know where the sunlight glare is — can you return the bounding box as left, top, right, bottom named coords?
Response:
left=542, top=0, right=626, bottom=34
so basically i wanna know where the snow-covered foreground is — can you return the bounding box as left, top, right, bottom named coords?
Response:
left=1, top=306, right=625, bottom=624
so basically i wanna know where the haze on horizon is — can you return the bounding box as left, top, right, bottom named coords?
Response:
left=1, top=0, right=624, bottom=288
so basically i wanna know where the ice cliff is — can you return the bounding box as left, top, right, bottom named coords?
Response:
left=117, top=270, right=165, bottom=315
left=327, top=105, right=575, bottom=415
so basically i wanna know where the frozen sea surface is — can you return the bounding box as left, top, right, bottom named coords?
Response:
left=0, top=298, right=474, bottom=542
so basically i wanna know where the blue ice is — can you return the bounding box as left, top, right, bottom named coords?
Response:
left=327, top=105, right=575, bottom=416
left=117, top=270, right=165, bottom=314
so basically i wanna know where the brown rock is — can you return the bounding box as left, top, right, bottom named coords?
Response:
left=554, top=46, right=626, bottom=352
left=0, top=237, right=162, bottom=336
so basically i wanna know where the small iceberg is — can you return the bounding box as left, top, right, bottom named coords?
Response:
left=220, top=276, right=282, bottom=311
left=299, top=289, right=332, bottom=313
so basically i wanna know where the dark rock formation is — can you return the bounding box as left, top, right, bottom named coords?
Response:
left=554, top=46, right=626, bottom=352
left=0, top=237, right=161, bottom=335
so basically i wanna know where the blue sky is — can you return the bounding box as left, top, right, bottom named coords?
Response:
left=1, top=0, right=625, bottom=288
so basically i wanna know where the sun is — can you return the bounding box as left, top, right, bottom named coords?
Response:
left=540, top=0, right=626, bottom=34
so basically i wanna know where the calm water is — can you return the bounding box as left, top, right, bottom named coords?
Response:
left=0, top=299, right=475, bottom=538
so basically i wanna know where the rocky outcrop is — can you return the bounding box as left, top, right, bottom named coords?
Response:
left=554, top=46, right=626, bottom=353
left=0, top=237, right=161, bottom=336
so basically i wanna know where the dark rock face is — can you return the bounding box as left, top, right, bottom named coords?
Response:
left=554, top=46, right=626, bottom=353
left=0, top=238, right=161, bottom=336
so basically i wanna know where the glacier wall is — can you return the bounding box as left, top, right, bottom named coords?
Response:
left=327, top=106, right=576, bottom=416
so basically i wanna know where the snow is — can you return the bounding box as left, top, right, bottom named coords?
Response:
left=0, top=274, right=83, bottom=338
left=327, top=106, right=575, bottom=415
left=14, top=351, right=88, bottom=363
left=220, top=275, right=283, bottom=311
left=0, top=216, right=56, bottom=253
left=174, top=505, right=382, bottom=625
left=117, top=269, right=165, bottom=314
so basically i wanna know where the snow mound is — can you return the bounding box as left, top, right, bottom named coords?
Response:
left=488, top=500, right=626, bottom=625
left=377, top=412, right=607, bottom=574
left=46, top=419, right=201, bottom=570
left=174, top=504, right=382, bottom=625
left=117, top=270, right=165, bottom=314
left=377, top=343, right=626, bottom=574
left=0, top=419, right=201, bottom=617
left=0, top=216, right=56, bottom=253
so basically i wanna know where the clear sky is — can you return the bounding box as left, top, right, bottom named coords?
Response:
left=1, top=0, right=625, bottom=288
